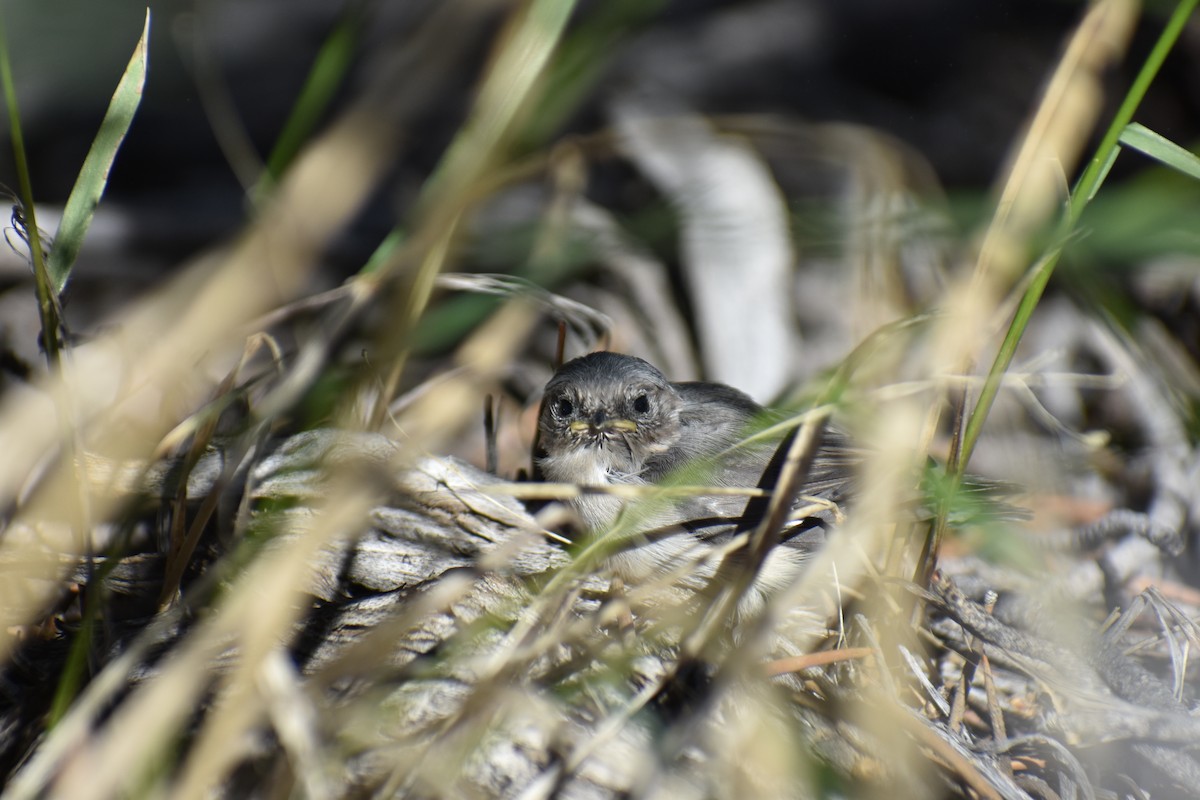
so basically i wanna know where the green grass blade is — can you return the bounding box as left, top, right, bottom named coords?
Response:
left=958, top=0, right=1199, bottom=469
left=46, top=9, right=150, bottom=296
left=0, top=9, right=60, bottom=365
left=518, top=0, right=667, bottom=148
left=1118, top=122, right=1200, bottom=181
left=363, top=0, right=581, bottom=430
left=257, top=8, right=360, bottom=200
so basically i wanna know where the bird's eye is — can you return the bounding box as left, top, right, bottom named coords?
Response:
left=554, top=397, right=574, bottom=417
left=633, top=393, right=650, bottom=414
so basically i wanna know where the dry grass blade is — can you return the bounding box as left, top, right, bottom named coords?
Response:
left=975, top=0, right=1138, bottom=288
left=922, top=0, right=1139, bottom=583
left=364, top=0, right=581, bottom=428
left=3, top=1, right=1199, bottom=798
left=0, top=90, right=401, bottom=661
left=49, top=488, right=377, bottom=799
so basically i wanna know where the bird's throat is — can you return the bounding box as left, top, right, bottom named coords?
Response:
left=540, top=445, right=632, bottom=486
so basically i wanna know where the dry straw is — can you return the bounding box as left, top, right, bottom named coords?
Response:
left=5, top=0, right=1198, bottom=797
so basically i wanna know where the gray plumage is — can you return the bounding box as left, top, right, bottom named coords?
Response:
left=537, top=351, right=854, bottom=600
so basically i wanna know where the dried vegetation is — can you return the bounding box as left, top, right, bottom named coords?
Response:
left=2, top=1, right=1200, bottom=798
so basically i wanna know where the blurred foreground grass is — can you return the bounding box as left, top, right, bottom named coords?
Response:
left=1, top=1, right=1200, bottom=798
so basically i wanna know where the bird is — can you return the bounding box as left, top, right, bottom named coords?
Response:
left=536, top=351, right=855, bottom=604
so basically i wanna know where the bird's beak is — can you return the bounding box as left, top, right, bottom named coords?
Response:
left=569, top=418, right=637, bottom=434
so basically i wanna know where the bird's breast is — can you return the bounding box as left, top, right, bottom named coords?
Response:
left=540, top=446, right=628, bottom=486
left=540, top=445, right=645, bottom=531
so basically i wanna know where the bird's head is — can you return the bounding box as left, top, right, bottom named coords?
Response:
left=537, top=352, right=683, bottom=477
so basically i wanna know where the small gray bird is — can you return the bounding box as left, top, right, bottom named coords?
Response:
left=537, top=351, right=854, bottom=603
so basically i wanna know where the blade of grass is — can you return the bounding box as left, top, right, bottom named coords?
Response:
left=1118, top=121, right=1200, bottom=181
left=0, top=8, right=61, bottom=366
left=518, top=0, right=667, bottom=148
left=47, top=9, right=150, bottom=297
left=35, top=13, right=150, bottom=724
left=958, top=0, right=1198, bottom=470
left=365, top=0, right=580, bottom=429
left=255, top=5, right=360, bottom=202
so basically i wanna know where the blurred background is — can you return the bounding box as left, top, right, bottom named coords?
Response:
left=2, top=0, right=1197, bottom=377
left=4, top=3, right=1200, bottom=796
left=0, top=0, right=1195, bottom=516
